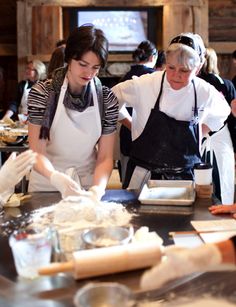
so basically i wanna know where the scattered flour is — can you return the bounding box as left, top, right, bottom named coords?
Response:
left=31, top=196, right=132, bottom=229
left=29, top=196, right=133, bottom=258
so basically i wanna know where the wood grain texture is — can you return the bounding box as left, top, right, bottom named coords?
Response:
left=0, top=0, right=233, bottom=82
left=32, top=5, right=62, bottom=55
left=209, top=0, right=236, bottom=42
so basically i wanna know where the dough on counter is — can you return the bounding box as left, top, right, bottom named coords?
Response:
left=53, top=196, right=133, bottom=227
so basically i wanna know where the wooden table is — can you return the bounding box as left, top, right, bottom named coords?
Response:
left=0, top=190, right=236, bottom=306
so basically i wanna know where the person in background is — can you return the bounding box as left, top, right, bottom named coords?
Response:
left=112, top=33, right=230, bottom=189
left=27, top=25, right=118, bottom=200
left=120, top=40, right=157, bottom=82
left=232, top=50, right=236, bottom=89
left=155, top=50, right=166, bottom=71
left=141, top=235, right=236, bottom=290
left=56, top=39, right=66, bottom=48
left=0, top=150, right=36, bottom=207
left=2, top=60, right=46, bottom=120
left=118, top=40, right=157, bottom=185
left=198, top=47, right=236, bottom=204
left=47, top=46, right=66, bottom=79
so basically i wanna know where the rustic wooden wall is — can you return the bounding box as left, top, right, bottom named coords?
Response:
left=0, top=1, right=17, bottom=112
left=0, top=0, right=235, bottom=106
left=32, top=6, right=62, bottom=55
left=209, top=0, right=236, bottom=42
left=208, top=0, right=236, bottom=80
left=18, top=0, right=209, bottom=80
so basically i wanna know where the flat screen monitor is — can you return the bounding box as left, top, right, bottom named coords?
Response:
left=65, top=7, right=162, bottom=54
left=77, top=10, right=148, bottom=52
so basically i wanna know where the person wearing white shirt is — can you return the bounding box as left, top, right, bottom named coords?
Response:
left=113, top=33, right=231, bottom=188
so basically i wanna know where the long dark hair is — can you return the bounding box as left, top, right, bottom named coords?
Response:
left=47, top=46, right=65, bottom=79
left=132, top=40, right=157, bottom=63
left=65, top=25, right=109, bottom=68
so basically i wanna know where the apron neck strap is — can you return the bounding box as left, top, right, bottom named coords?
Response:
left=154, top=71, right=198, bottom=118
left=154, top=71, right=165, bottom=109
left=192, top=79, right=198, bottom=117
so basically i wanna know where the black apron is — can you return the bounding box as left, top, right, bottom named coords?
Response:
left=123, top=72, right=202, bottom=188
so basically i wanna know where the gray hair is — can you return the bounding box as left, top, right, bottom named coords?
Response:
left=31, top=59, right=47, bottom=80
left=166, top=32, right=206, bottom=70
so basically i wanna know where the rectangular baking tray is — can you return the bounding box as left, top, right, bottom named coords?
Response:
left=138, top=180, right=195, bottom=206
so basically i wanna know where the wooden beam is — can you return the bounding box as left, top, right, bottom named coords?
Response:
left=209, top=42, right=236, bottom=54
left=108, top=54, right=133, bottom=62
left=32, top=6, right=62, bottom=55
left=17, top=1, right=32, bottom=80
left=27, top=0, right=165, bottom=6
left=163, top=1, right=208, bottom=50
left=27, top=54, right=51, bottom=62
left=26, top=0, right=203, bottom=7
left=27, top=53, right=133, bottom=63
left=0, top=44, right=16, bottom=56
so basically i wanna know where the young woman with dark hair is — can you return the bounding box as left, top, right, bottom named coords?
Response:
left=47, top=46, right=66, bottom=79
left=27, top=25, right=119, bottom=200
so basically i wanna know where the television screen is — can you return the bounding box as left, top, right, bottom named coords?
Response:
left=77, top=11, right=148, bottom=52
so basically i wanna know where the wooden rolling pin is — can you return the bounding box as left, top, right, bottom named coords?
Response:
left=38, top=242, right=162, bottom=279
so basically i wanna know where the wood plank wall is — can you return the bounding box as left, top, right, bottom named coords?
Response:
left=19, top=0, right=209, bottom=80
left=16, top=0, right=236, bottom=80
left=208, top=0, right=236, bottom=80
left=32, top=6, right=62, bottom=55
left=0, top=1, right=17, bottom=112
left=209, top=0, right=236, bottom=42
left=0, top=0, right=235, bottom=105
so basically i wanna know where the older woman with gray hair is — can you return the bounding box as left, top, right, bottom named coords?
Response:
left=112, top=33, right=231, bottom=188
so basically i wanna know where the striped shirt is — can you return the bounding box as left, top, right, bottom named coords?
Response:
left=28, top=79, right=119, bottom=135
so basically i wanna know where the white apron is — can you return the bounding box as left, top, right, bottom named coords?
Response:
left=19, top=81, right=31, bottom=114
left=28, top=77, right=101, bottom=192
left=201, top=124, right=235, bottom=204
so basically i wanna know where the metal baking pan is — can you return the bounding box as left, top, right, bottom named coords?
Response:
left=138, top=180, right=195, bottom=206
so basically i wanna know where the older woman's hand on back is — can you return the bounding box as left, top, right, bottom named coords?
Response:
left=231, top=99, right=236, bottom=117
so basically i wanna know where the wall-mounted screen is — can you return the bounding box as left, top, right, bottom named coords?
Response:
left=64, top=7, right=162, bottom=54
left=77, top=11, right=148, bottom=52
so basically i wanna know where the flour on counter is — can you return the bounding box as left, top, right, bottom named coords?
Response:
left=53, top=196, right=132, bottom=227
left=29, top=196, right=134, bottom=259
left=30, top=196, right=133, bottom=229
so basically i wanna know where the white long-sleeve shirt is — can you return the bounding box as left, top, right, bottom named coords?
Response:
left=113, top=71, right=231, bottom=141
